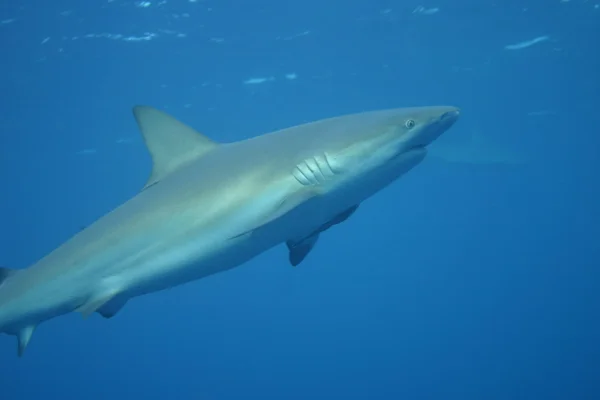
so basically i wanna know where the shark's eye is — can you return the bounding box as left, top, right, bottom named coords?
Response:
left=405, top=119, right=416, bottom=129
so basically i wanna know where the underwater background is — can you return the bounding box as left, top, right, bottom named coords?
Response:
left=1, top=0, right=599, bottom=399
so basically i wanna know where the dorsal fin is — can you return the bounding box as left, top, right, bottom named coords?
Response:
left=132, top=106, right=220, bottom=189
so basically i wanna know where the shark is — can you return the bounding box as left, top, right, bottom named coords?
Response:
left=0, top=104, right=460, bottom=356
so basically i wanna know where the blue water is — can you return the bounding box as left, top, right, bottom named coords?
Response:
left=1, top=0, right=599, bottom=398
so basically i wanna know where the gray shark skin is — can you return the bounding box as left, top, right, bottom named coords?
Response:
left=0, top=105, right=460, bottom=356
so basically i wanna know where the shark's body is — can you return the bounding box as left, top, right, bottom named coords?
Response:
left=0, top=105, right=459, bottom=356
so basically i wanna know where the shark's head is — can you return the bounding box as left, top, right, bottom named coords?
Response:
left=320, top=106, right=460, bottom=183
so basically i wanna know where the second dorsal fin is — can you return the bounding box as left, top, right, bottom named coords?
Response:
left=133, top=106, right=220, bottom=189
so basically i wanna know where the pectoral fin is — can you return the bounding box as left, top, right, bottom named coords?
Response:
left=320, top=204, right=359, bottom=231
left=285, top=205, right=360, bottom=267
left=17, top=325, right=36, bottom=357
left=76, top=289, right=120, bottom=319
left=287, top=233, right=320, bottom=267
left=97, top=298, right=128, bottom=319
left=0, top=267, right=16, bottom=284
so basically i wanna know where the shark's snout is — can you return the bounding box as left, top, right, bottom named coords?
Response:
left=411, top=107, right=460, bottom=149
left=439, top=108, right=460, bottom=129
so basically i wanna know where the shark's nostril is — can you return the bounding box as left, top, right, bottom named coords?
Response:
left=438, top=110, right=460, bottom=128
left=441, top=110, right=460, bottom=121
